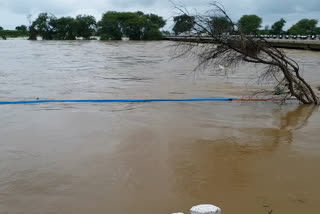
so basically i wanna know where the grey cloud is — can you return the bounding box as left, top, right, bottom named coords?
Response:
left=3, top=0, right=73, bottom=14
left=257, top=0, right=320, bottom=14
left=111, top=0, right=159, bottom=8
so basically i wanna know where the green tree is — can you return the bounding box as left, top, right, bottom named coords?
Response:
left=143, top=27, right=163, bottom=40
left=144, top=13, right=166, bottom=29
left=121, top=12, right=146, bottom=40
left=75, top=15, right=97, bottom=39
left=288, top=19, right=318, bottom=35
left=51, top=17, right=77, bottom=40
left=0, top=26, right=3, bottom=31
left=143, top=13, right=166, bottom=40
left=98, top=11, right=123, bottom=40
left=172, top=14, right=195, bottom=35
left=27, top=11, right=165, bottom=41
left=98, top=11, right=165, bottom=40
left=28, top=25, right=37, bottom=40
left=210, top=16, right=233, bottom=35
left=270, top=18, right=286, bottom=34
left=15, top=25, right=28, bottom=33
left=238, top=14, right=262, bottom=34
left=30, top=13, right=56, bottom=40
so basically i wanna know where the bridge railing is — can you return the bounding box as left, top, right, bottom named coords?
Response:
left=164, top=34, right=320, bottom=41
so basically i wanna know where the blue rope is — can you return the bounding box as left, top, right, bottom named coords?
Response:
left=0, top=98, right=237, bottom=105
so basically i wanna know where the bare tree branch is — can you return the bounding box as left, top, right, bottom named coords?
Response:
left=172, top=2, right=319, bottom=104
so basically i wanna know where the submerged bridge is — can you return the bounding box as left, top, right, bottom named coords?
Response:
left=164, top=36, right=320, bottom=51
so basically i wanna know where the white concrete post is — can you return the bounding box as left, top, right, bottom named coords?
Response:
left=190, top=204, right=221, bottom=214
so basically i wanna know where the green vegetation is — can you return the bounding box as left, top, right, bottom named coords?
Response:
left=2, top=10, right=320, bottom=40
left=236, top=16, right=320, bottom=35
left=75, top=15, right=97, bottom=39
left=170, top=12, right=319, bottom=36
left=238, top=15, right=262, bottom=34
left=28, top=13, right=97, bottom=40
left=16, top=25, right=28, bottom=33
left=172, top=15, right=195, bottom=35
left=210, top=16, right=233, bottom=35
left=0, top=30, right=29, bottom=39
left=51, top=16, right=78, bottom=40
left=245, top=17, right=320, bottom=35
left=288, top=19, right=319, bottom=35
left=25, top=11, right=164, bottom=40
left=29, top=13, right=55, bottom=40
left=1, top=25, right=29, bottom=39
left=270, top=18, right=286, bottom=34
left=0, top=26, right=5, bottom=39
left=97, top=11, right=165, bottom=40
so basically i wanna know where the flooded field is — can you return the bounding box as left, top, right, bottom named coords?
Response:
left=0, top=40, right=320, bottom=214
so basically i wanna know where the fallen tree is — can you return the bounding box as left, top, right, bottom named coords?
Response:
left=173, top=2, right=319, bottom=104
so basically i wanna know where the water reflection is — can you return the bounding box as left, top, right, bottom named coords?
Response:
left=272, top=105, right=317, bottom=145
left=79, top=103, right=319, bottom=214
left=166, top=105, right=319, bottom=214
left=279, top=105, right=316, bottom=131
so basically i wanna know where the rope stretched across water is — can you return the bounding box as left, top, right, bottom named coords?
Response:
left=0, top=98, right=283, bottom=105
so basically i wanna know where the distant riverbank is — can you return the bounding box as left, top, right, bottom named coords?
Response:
left=0, top=30, right=28, bottom=39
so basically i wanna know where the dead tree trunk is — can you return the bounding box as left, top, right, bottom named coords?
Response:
left=173, top=2, right=319, bottom=104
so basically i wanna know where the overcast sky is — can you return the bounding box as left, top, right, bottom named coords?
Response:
left=0, top=0, right=319, bottom=30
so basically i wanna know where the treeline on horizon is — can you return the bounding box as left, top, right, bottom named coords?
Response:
left=172, top=14, right=320, bottom=36
left=1, top=11, right=166, bottom=40
left=1, top=12, right=320, bottom=40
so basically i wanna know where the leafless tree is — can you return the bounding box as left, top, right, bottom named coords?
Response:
left=173, top=2, right=319, bottom=104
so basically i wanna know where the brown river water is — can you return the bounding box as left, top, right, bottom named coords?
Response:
left=0, top=40, right=320, bottom=214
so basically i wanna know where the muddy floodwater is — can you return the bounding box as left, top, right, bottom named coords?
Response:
left=0, top=40, right=320, bottom=214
